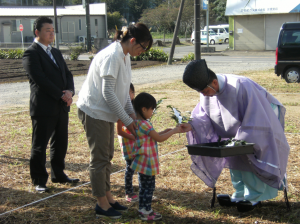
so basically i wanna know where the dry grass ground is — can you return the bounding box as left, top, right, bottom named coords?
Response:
left=0, top=69, right=300, bottom=224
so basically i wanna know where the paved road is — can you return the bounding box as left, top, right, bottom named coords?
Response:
left=77, top=43, right=229, bottom=60
left=0, top=50, right=275, bottom=109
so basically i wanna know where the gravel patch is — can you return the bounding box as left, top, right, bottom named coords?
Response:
left=0, top=59, right=273, bottom=109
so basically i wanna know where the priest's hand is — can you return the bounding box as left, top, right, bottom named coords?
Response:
left=180, top=123, right=192, bottom=132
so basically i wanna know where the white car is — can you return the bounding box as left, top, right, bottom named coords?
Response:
left=191, top=30, right=224, bottom=45
left=204, top=25, right=229, bottom=43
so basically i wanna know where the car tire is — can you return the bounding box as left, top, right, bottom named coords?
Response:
left=210, top=40, right=215, bottom=45
left=192, top=39, right=195, bottom=45
left=225, top=38, right=229, bottom=43
left=284, top=67, right=300, bottom=83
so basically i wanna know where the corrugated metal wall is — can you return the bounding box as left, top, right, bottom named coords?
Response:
left=265, top=14, right=299, bottom=50
left=234, top=15, right=264, bottom=50
left=233, top=13, right=300, bottom=50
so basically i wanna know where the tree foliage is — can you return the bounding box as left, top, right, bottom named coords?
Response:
left=181, top=0, right=195, bottom=35
left=127, top=0, right=151, bottom=22
left=101, top=0, right=127, bottom=15
left=107, top=11, right=123, bottom=31
left=139, top=3, right=178, bottom=34
left=211, top=0, right=228, bottom=22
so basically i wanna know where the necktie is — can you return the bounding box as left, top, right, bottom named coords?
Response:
left=46, top=47, right=58, bottom=66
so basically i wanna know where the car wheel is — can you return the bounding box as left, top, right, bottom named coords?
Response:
left=225, top=38, right=229, bottom=43
left=210, top=39, right=215, bottom=45
left=192, top=39, right=195, bottom=45
left=284, top=67, right=300, bottom=83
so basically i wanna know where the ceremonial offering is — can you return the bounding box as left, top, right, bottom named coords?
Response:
left=167, top=105, right=192, bottom=124
left=186, top=140, right=254, bottom=157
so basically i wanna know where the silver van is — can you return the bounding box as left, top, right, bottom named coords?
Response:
left=204, top=25, right=229, bottom=43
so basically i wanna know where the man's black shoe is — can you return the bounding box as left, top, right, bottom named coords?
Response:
left=52, top=177, right=80, bottom=184
left=236, top=200, right=261, bottom=212
left=217, top=194, right=237, bottom=207
left=35, top=185, right=49, bottom=193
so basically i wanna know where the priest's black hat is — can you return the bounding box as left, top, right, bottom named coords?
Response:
left=182, top=59, right=210, bottom=92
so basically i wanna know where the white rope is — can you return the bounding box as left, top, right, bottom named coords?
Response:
left=0, top=147, right=186, bottom=217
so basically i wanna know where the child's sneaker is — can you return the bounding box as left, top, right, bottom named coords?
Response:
left=126, top=193, right=138, bottom=202
left=138, top=208, right=162, bottom=221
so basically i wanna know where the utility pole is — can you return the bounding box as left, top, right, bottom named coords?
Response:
left=85, top=0, right=91, bottom=52
left=53, top=0, right=59, bottom=49
left=168, top=0, right=185, bottom=65
left=194, top=0, right=201, bottom=60
left=206, top=0, right=209, bottom=48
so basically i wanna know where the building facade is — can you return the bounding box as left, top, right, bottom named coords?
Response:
left=226, top=0, right=300, bottom=50
left=0, top=3, right=107, bottom=45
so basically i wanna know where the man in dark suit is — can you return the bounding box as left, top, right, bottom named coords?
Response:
left=23, top=16, right=79, bottom=192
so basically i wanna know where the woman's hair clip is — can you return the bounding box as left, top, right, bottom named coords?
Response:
left=120, top=26, right=128, bottom=39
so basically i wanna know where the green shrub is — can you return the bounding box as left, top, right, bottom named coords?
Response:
left=0, top=49, right=25, bottom=59
left=69, top=45, right=84, bottom=60
left=181, top=52, right=194, bottom=62
left=131, top=48, right=168, bottom=62
left=89, top=55, right=94, bottom=61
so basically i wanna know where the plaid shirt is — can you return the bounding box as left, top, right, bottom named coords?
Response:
left=131, top=120, right=159, bottom=176
left=118, top=124, right=135, bottom=160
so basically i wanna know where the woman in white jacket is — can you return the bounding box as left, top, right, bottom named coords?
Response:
left=77, top=23, right=152, bottom=219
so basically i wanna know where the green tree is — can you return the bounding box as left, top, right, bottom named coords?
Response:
left=181, top=0, right=194, bottom=38
left=140, top=3, right=177, bottom=42
left=128, top=0, right=151, bottom=22
left=107, top=11, right=123, bottom=30
left=150, top=0, right=166, bottom=7
left=107, top=11, right=123, bottom=37
left=211, top=0, right=228, bottom=22
left=101, top=0, right=126, bottom=14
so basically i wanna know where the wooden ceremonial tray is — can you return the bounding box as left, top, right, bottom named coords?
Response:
left=186, top=142, right=255, bottom=157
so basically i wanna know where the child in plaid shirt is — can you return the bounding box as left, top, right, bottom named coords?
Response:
left=117, top=83, right=138, bottom=203
left=132, top=92, right=183, bottom=221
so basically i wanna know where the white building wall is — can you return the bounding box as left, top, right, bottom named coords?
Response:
left=265, top=14, right=299, bottom=50
left=234, top=15, right=265, bottom=51
left=233, top=13, right=300, bottom=50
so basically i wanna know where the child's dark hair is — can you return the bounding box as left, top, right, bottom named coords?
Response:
left=33, top=16, right=53, bottom=37
left=114, top=23, right=153, bottom=51
left=133, top=92, right=157, bottom=120
left=130, top=83, right=135, bottom=92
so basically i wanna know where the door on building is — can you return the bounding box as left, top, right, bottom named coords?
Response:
left=62, top=21, right=75, bottom=43
left=265, top=14, right=298, bottom=50
left=3, top=25, right=11, bottom=43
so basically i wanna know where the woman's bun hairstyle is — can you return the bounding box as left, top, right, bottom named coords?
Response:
left=114, top=23, right=153, bottom=51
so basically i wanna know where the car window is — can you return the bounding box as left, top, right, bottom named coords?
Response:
left=202, top=31, right=216, bottom=35
left=211, top=28, right=218, bottom=34
left=219, top=29, right=224, bottom=34
left=224, top=27, right=229, bottom=33
left=280, top=30, right=300, bottom=47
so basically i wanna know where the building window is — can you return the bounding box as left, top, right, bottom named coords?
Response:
left=30, top=19, right=35, bottom=32
left=79, top=19, right=81, bottom=30
left=95, top=19, right=98, bottom=26
left=11, top=19, right=21, bottom=31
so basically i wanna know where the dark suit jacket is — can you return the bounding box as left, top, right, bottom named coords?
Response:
left=23, top=42, right=75, bottom=116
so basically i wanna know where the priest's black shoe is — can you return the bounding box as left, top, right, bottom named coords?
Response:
left=52, top=177, right=80, bottom=184
left=217, top=194, right=237, bottom=207
left=35, top=184, right=49, bottom=193
left=236, top=200, right=261, bottom=212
